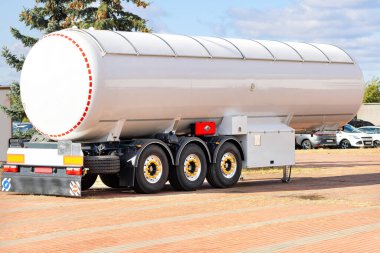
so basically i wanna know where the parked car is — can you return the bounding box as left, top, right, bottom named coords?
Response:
left=295, top=131, right=337, bottom=149
left=13, top=122, right=33, bottom=133
left=358, top=126, right=380, bottom=148
left=348, top=118, right=374, bottom=128
left=336, top=124, right=373, bottom=149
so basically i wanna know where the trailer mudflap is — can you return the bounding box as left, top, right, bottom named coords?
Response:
left=1, top=172, right=82, bottom=197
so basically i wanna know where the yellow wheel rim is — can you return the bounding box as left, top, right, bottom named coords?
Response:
left=220, top=152, right=237, bottom=178
left=183, top=154, right=202, bottom=181
left=143, top=155, right=163, bottom=183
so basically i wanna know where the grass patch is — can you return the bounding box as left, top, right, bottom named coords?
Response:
left=296, top=148, right=380, bottom=155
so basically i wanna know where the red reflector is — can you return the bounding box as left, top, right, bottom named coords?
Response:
left=35, top=167, right=53, bottom=174
left=195, top=122, right=216, bottom=136
left=3, top=165, right=19, bottom=173
left=66, top=167, right=83, bottom=176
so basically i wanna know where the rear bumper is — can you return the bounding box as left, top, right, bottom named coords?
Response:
left=1, top=172, right=82, bottom=197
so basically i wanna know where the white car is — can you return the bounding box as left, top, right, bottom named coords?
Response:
left=358, top=126, right=380, bottom=148
left=336, top=124, right=373, bottom=149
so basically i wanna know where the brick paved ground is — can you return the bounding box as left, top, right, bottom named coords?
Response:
left=0, top=149, right=379, bottom=252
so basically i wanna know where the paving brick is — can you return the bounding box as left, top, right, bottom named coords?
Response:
left=0, top=149, right=379, bottom=253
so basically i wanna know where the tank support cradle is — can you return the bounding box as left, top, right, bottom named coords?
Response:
left=106, top=119, right=126, bottom=141
left=281, top=165, right=292, bottom=183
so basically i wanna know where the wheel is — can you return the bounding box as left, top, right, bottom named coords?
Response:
left=169, top=143, right=207, bottom=191
left=84, top=155, right=120, bottom=174
left=134, top=145, right=169, bottom=194
left=206, top=142, right=242, bottom=188
left=340, top=139, right=351, bottom=149
left=100, top=174, right=122, bottom=188
left=301, top=139, right=312, bottom=149
left=81, top=173, right=98, bottom=191
left=373, top=140, right=380, bottom=148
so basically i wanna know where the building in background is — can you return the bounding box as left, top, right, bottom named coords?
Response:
left=0, top=86, right=11, bottom=161
left=357, top=103, right=380, bottom=126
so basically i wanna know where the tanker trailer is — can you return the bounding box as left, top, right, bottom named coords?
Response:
left=1, top=29, right=364, bottom=196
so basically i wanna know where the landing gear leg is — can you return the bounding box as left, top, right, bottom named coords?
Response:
left=281, top=165, right=292, bottom=183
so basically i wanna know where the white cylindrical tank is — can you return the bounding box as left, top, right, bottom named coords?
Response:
left=20, top=29, right=364, bottom=141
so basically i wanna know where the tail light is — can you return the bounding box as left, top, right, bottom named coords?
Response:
left=3, top=165, right=19, bottom=173
left=66, top=167, right=83, bottom=176
left=34, top=167, right=53, bottom=174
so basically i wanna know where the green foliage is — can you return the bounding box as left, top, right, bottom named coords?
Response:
left=1, top=0, right=151, bottom=138
left=19, top=0, right=150, bottom=33
left=363, top=77, right=380, bottom=103
left=13, top=128, right=38, bottom=139
left=1, top=48, right=25, bottom=72
left=0, top=82, right=27, bottom=122
left=9, top=27, right=38, bottom=47
left=91, top=0, right=150, bottom=31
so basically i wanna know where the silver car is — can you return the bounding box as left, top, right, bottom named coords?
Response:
left=295, top=131, right=337, bottom=149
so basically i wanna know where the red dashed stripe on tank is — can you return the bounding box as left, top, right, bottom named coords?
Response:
left=41, top=33, right=93, bottom=138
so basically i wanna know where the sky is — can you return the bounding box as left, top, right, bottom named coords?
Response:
left=0, top=0, right=379, bottom=85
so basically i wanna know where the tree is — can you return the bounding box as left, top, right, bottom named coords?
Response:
left=1, top=0, right=150, bottom=137
left=0, top=82, right=26, bottom=122
left=363, top=77, right=380, bottom=103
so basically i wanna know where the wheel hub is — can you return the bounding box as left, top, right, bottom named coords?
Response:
left=143, top=155, right=163, bottom=183
left=220, top=152, right=237, bottom=178
left=183, top=154, right=201, bottom=181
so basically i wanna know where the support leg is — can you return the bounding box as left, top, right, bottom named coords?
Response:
left=281, top=165, right=292, bottom=183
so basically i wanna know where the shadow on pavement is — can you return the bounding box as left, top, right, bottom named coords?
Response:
left=81, top=172, right=380, bottom=199
left=296, top=161, right=380, bottom=168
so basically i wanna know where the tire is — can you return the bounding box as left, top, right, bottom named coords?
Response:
left=207, top=142, right=242, bottom=188
left=84, top=155, right=120, bottom=174
left=169, top=144, right=207, bottom=191
left=134, top=145, right=169, bottom=194
left=100, top=174, right=122, bottom=188
left=81, top=173, right=98, bottom=191
left=373, top=140, right=380, bottom=148
left=340, top=139, right=351, bottom=149
left=301, top=139, right=313, bottom=149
